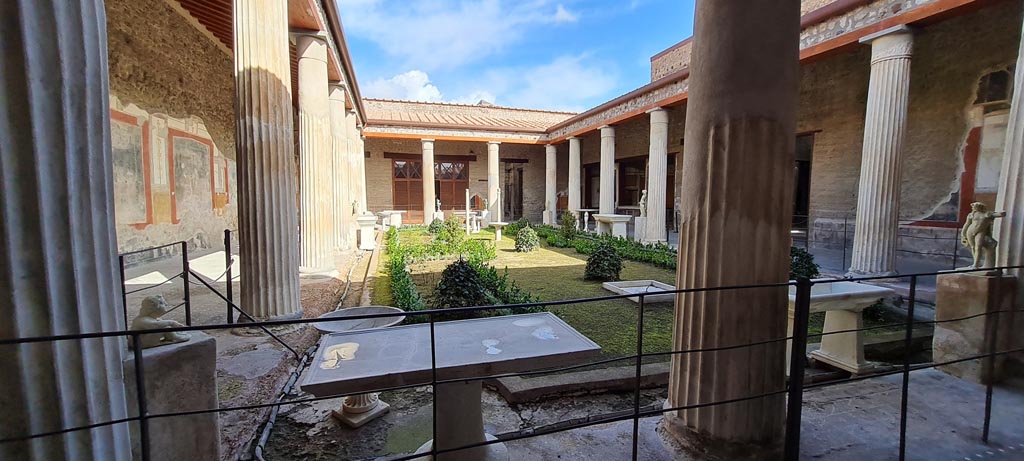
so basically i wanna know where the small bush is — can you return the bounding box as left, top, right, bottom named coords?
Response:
left=790, top=246, right=821, bottom=280
left=505, top=217, right=531, bottom=238
left=545, top=234, right=570, bottom=248
left=514, top=226, right=540, bottom=253
left=463, top=239, right=497, bottom=265
left=560, top=212, right=578, bottom=240
left=431, top=215, right=465, bottom=255
left=432, top=259, right=498, bottom=321
left=572, top=237, right=600, bottom=255
left=427, top=218, right=444, bottom=234
left=584, top=242, right=623, bottom=281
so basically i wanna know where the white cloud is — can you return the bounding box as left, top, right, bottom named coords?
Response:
left=482, top=54, right=618, bottom=112
left=363, top=70, right=443, bottom=101
left=553, top=5, right=578, bottom=23
left=338, top=0, right=579, bottom=71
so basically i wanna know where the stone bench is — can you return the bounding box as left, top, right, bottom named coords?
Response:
left=593, top=214, right=631, bottom=238
left=787, top=280, right=894, bottom=374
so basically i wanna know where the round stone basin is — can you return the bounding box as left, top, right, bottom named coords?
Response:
left=314, top=306, right=406, bottom=334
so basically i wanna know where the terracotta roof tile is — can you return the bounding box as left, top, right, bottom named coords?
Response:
left=364, top=98, right=576, bottom=132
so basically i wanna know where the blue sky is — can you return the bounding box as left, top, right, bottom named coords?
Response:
left=336, top=0, right=695, bottom=112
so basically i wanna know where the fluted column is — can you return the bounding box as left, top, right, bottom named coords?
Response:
left=296, top=34, right=335, bottom=272
left=487, top=141, right=501, bottom=221
left=645, top=108, right=669, bottom=243
left=234, top=0, right=301, bottom=318
left=357, top=132, right=367, bottom=214
left=847, top=26, right=914, bottom=277
left=544, top=144, right=558, bottom=224
left=328, top=83, right=352, bottom=250
left=568, top=137, right=582, bottom=213
left=666, top=0, right=799, bottom=452
left=995, top=16, right=1024, bottom=317
left=599, top=126, right=616, bottom=215
left=422, top=139, right=436, bottom=221
left=344, top=109, right=359, bottom=243
left=0, top=0, right=131, bottom=458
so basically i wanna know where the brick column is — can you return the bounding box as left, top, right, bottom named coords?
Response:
left=234, top=0, right=301, bottom=318
left=0, top=0, right=131, bottom=458
left=665, top=0, right=799, bottom=454
left=847, top=26, right=914, bottom=277
left=296, top=33, right=335, bottom=272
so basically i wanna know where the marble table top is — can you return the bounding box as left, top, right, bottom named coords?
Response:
left=301, top=312, right=600, bottom=396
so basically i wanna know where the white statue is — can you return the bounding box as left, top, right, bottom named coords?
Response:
left=639, top=189, right=648, bottom=217
left=436, top=197, right=442, bottom=212
left=131, top=295, right=190, bottom=349
left=960, top=202, right=1006, bottom=271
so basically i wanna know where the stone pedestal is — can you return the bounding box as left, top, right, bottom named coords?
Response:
left=634, top=216, right=648, bottom=242
left=645, top=108, right=669, bottom=243
left=333, top=393, right=390, bottom=428
left=490, top=222, right=508, bottom=241
left=357, top=215, right=378, bottom=251
left=847, top=26, right=914, bottom=277
left=234, top=0, right=301, bottom=319
left=544, top=144, right=557, bottom=225
left=665, top=0, right=798, bottom=453
left=414, top=381, right=509, bottom=461
left=599, top=126, right=616, bottom=215
left=296, top=33, right=336, bottom=273
left=568, top=137, right=582, bottom=213
left=594, top=214, right=631, bottom=238
left=124, top=333, right=220, bottom=461
left=933, top=273, right=1018, bottom=384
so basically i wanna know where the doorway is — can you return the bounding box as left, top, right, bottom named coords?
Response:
left=503, top=163, right=524, bottom=220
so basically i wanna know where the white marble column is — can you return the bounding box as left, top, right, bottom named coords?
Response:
left=296, top=33, right=335, bottom=272
left=357, top=132, right=367, bottom=214
left=422, top=139, right=437, bottom=221
left=234, top=0, right=301, bottom=318
left=487, top=141, right=501, bottom=221
left=0, top=1, right=131, bottom=458
left=568, top=137, right=582, bottom=213
left=847, top=26, right=914, bottom=277
left=544, top=144, right=558, bottom=225
left=344, top=109, right=359, bottom=244
left=599, top=126, right=616, bottom=215
left=328, top=83, right=352, bottom=250
left=645, top=108, right=670, bottom=243
left=995, top=16, right=1024, bottom=315
left=666, top=0, right=799, bottom=453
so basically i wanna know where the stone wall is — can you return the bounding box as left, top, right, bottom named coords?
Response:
left=363, top=138, right=547, bottom=223
left=106, top=0, right=235, bottom=159
left=650, top=40, right=691, bottom=82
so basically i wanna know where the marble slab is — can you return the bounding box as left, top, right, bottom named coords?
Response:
left=301, top=312, right=600, bottom=397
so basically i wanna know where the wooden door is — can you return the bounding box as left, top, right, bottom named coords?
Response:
left=392, top=160, right=424, bottom=223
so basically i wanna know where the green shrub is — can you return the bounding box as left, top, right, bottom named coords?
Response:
left=790, top=246, right=821, bottom=280
left=545, top=234, right=570, bottom=248
left=430, top=215, right=465, bottom=255
left=560, top=212, right=578, bottom=240
left=427, top=218, right=444, bottom=234
left=473, top=263, right=540, bottom=309
left=432, top=259, right=498, bottom=321
left=383, top=232, right=425, bottom=313
left=462, top=239, right=497, bottom=265
left=572, top=236, right=600, bottom=255
left=584, top=242, right=623, bottom=281
left=505, top=217, right=531, bottom=238
left=514, top=226, right=540, bottom=252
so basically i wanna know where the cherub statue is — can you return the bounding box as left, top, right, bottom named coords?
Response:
left=130, top=295, right=190, bottom=349
left=639, top=189, right=648, bottom=217
left=436, top=197, right=442, bottom=212
left=960, top=202, right=1006, bottom=271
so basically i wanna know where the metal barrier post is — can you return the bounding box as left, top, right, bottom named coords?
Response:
left=784, top=278, right=812, bottom=460
left=898, top=275, right=917, bottom=460
left=982, top=268, right=1002, bottom=443
left=842, top=215, right=848, bottom=271
left=632, top=294, right=646, bottom=461
left=952, top=225, right=961, bottom=270
left=131, top=332, right=151, bottom=461
left=119, top=254, right=129, bottom=328
left=181, top=242, right=191, bottom=326
left=224, top=229, right=233, bottom=324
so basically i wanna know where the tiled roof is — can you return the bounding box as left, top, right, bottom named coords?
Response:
left=364, top=98, right=576, bottom=133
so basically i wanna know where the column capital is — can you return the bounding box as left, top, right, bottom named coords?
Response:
left=329, top=80, right=348, bottom=90
left=545, top=144, right=557, bottom=153
left=645, top=106, right=666, bottom=114
left=290, top=28, right=328, bottom=40
left=648, top=107, right=670, bottom=124
left=487, top=140, right=501, bottom=146
left=422, top=138, right=435, bottom=144
left=860, top=25, right=913, bottom=63
left=599, top=125, right=615, bottom=137
left=567, top=136, right=580, bottom=141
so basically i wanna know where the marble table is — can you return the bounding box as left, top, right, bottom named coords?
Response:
left=301, top=312, right=600, bottom=460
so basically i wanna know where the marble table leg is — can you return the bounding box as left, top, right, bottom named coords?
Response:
left=414, top=380, right=508, bottom=461
left=333, top=392, right=390, bottom=428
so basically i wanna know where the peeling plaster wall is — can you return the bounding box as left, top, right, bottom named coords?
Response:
left=106, top=0, right=235, bottom=159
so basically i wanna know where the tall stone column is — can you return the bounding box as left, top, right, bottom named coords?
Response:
left=0, top=0, right=131, bottom=458
left=328, top=83, right=352, bottom=250
left=847, top=26, right=914, bottom=277
left=995, top=16, right=1024, bottom=316
left=568, top=137, right=582, bottom=213
left=666, top=0, right=799, bottom=453
left=599, top=126, right=616, bottom=214
left=357, top=132, right=367, bottom=214
left=488, top=141, right=501, bottom=221
left=234, top=0, right=301, bottom=318
left=422, top=139, right=437, bottom=221
left=296, top=33, right=335, bottom=272
left=544, top=144, right=558, bottom=224
left=645, top=108, right=670, bottom=243
left=344, top=109, right=359, bottom=243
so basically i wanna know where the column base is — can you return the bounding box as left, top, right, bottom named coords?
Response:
left=332, top=400, right=390, bottom=429
left=413, top=434, right=509, bottom=461
left=660, top=412, right=782, bottom=461
left=299, top=266, right=338, bottom=277
left=844, top=269, right=898, bottom=279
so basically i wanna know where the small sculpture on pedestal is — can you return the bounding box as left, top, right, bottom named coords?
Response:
left=639, top=189, right=648, bottom=217
left=960, top=202, right=1006, bottom=273
left=436, top=197, right=442, bottom=213
left=131, top=295, right=190, bottom=349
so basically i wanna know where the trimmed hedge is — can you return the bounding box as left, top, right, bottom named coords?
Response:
left=514, top=226, right=540, bottom=252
